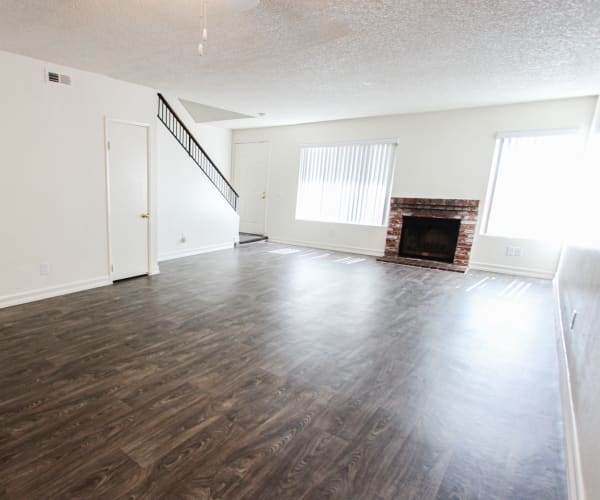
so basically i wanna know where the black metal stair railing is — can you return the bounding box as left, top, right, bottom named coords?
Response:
left=157, top=93, right=238, bottom=211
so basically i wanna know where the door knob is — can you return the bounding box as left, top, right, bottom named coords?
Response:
left=141, top=213, right=150, bottom=219
left=261, top=192, right=266, bottom=199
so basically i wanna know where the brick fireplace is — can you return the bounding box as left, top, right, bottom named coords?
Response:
left=379, top=198, right=480, bottom=272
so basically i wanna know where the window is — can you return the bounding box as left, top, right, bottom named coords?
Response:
left=295, top=141, right=396, bottom=226
left=482, top=131, right=584, bottom=240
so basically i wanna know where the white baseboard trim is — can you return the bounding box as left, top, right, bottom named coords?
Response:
left=158, top=242, right=234, bottom=262
left=0, top=276, right=112, bottom=309
left=150, top=264, right=161, bottom=275
left=469, top=261, right=555, bottom=280
left=553, top=279, right=586, bottom=500
left=267, top=237, right=383, bottom=257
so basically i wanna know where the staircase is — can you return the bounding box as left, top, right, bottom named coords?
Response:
left=157, top=93, right=239, bottom=211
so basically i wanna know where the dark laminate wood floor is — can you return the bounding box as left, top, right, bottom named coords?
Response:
left=0, top=243, right=566, bottom=499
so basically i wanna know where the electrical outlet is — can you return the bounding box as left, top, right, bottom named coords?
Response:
left=505, top=246, right=522, bottom=257
left=180, top=234, right=186, bottom=244
left=40, top=263, right=49, bottom=275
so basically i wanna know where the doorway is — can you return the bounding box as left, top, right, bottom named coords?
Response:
left=233, top=142, right=269, bottom=236
left=106, top=120, right=150, bottom=281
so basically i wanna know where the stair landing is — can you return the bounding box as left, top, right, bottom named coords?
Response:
left=239, top=233, right=268, bottom=245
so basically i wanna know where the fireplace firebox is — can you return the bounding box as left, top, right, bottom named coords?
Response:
left=398, top=216, right=460, bottom=263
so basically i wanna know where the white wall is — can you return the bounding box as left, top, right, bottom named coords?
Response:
left=193, top=122, right=232, bottom=181
left=233, top=96, right=596, bottom=276
left=160, top=94, right=233, bottom=180
left=556, top=245, right=600, bottom=500
left=553, top=102, right=600, bottom=500
left=0, top=50, right=159, bottom=307
left=157, top=122, right=239, bottom=261
left=0, top=50, right=237, bottom=308
left=156, top=95, right=238, bottom=261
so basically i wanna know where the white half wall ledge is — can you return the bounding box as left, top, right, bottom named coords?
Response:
left=0, top=276, right=112, bottom=309
left=553, top=278, right=586, bottom=500
left=158, top=242, right=235, bottom=262
left=267, top=237, right=384, bottom=257
left=468, top=261, right=556, bottom=280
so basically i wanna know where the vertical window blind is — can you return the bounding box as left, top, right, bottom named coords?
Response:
left=295, top=141, right=396, bottom=226
left=483, top=131, right=583, bottom=240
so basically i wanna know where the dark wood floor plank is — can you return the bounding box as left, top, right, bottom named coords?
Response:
left=245, top=428, right=348, bottom=499
left=0, top=396, right=132, bottom=482
left=11, top=449, right=143, bottom=499
left=172, top=395, right=329, bottom=499
left=0, top=242, right=567, bottom=499
left=2, top=383, right=205, bottom=496
left=121, top=397, right=219, bottom=468
left=124, top=416, right=244, bottom=498
left=374, top=416, right=454, bottom=499
left=303, top=407, right=412, bottom=500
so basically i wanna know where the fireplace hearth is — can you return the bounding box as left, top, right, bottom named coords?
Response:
left=379, top=198, right=480, bottom=272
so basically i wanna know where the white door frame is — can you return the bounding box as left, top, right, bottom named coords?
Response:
left=104, top=118, right=152, bottom=281
left=232, top=141, right=271, bottom=236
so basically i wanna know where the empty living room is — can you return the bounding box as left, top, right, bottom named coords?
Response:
left=1, top=1, right=600, bottom=498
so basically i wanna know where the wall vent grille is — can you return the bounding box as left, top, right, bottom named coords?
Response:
left=47, top=71, right=71, bottom=86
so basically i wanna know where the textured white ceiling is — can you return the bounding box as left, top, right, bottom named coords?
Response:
left=1, top=0, right=599, bottom=128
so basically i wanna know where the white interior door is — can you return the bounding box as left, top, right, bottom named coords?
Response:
left=107, top=121, right=149, bottom=280
left=234, top=142, right=269, bottom=235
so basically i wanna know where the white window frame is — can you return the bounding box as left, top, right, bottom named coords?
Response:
left=295, top=139, right=398, bottom=227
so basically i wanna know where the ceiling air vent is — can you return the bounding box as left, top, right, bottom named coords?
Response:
left=47, top=70, right=71, bottom=86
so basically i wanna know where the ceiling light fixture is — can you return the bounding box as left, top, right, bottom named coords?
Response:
left=197, top=0, right=260, bottom=56
left=198, top=0, right=208, bottom=56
